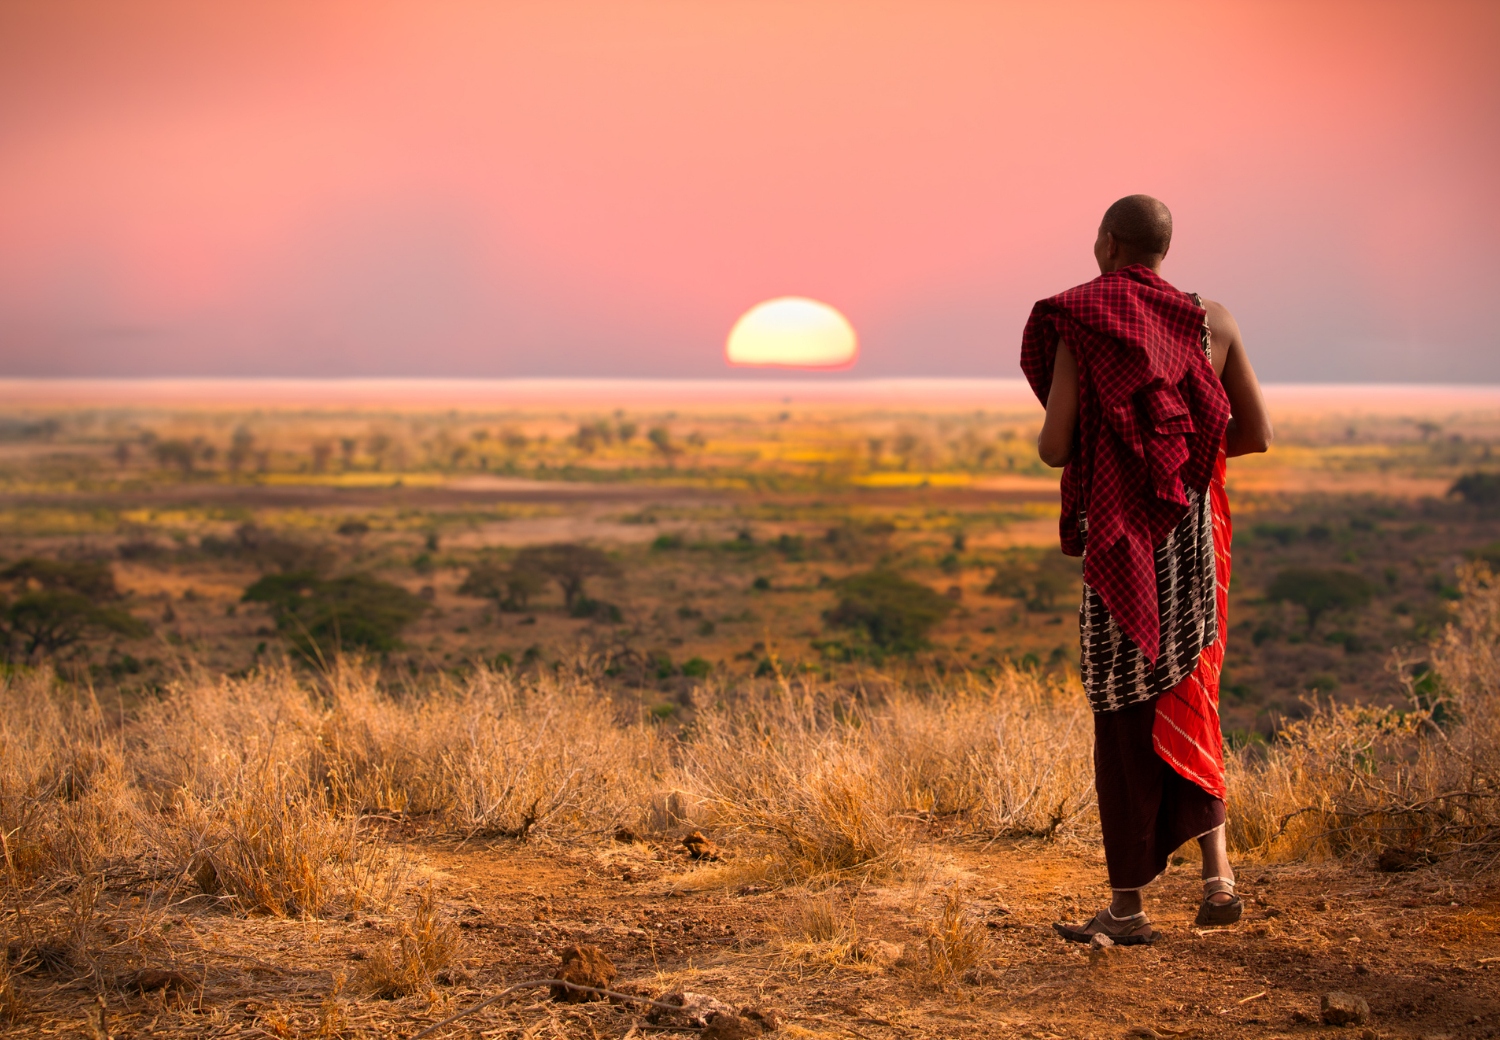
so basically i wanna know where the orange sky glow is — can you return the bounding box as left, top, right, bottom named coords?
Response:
left=1, top=1, right=1496, bottom=380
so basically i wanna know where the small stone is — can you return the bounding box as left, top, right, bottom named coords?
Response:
left=1321, top=991, right=1371, bottom=1026
left=1089, top=932, right=1115, bottom=949
left=682, top=831, right=721, bottom=861
left=701, top=1013, right=762, bottom=1039
left=739, top=1007, right=780, bottom=1031
left=550, top=944, right=616, bottom=1002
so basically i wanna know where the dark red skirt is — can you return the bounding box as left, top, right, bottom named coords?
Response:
left=1094, top=693, right=1225, bottom=889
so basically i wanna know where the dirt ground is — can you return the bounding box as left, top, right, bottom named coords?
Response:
left=9, top=835, right=1497, bottom=1040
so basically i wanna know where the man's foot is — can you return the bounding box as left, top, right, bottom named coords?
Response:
left=1194, top=876, right=1242, bottom=926
left=1052, top=908, right=1158, bottom=946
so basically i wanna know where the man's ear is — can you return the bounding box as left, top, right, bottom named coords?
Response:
left=1103, top=231, right=1119, bottom=260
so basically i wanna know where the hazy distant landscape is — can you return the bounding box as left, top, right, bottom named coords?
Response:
left=5, top=380, right=1500, bottom=738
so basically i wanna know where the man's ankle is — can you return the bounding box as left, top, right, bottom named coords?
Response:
left=1109, top=891, right=1144, bottom=917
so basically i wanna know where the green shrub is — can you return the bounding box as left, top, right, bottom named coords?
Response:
left=242, top=572, right=426, bottom=657
left=983, top=550, right=1080, bottom=612
left=1267, top=567, right=1373, bottom=632
left=823, top=571, right=955, bottom=654
left=1451, top=471, right=1500, bottom=505
left=0, top=559, right=148, bottom=661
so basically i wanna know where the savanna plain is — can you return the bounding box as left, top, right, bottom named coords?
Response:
left=2, top=386, right=1499, bottom=1040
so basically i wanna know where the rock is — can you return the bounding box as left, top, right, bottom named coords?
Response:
left=1089, top=932, right=1115, bottom=949
left=549, top=945, right=616, bottom=1002
left=1321, top=991, right=1371, bottom=1026
left=739, top=1007, right=780, bottom=1032
left=853, top=938, right=904, bottom=968
left=1377, top=847, right=1436, bottom=873
left=701, top=1013, right=762, bottom=1039
left=682, top=831, right=721, bottom=861
left=647, top=992, right=738, bottom=1028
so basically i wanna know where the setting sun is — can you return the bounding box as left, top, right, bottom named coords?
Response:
left=725, top=297, right=858, bottom=369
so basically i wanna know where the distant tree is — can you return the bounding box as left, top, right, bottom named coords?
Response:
left=153, top=439, right=196, bottom=475
left=1450, top=471, right=1500, bottom=506
left=513, top=544, right=620, bottom=611
left=1267, top=567, right=1373, bottom=632
left=242, top=572, right=426, bottom=658
left=823, top=570, right=955, bottom=654
left=647, top=426, right=677, bottom=466
left=0, top=559, right=147, bottom=661
left=458, top=558, right=548, bottom=612
left=984, top=551, right=1081, bottom=612
left=226, top=427, right=255, bottom=472
left=617, top=420, right=638, bottom=443
left=200, top=523, right=331, bottom=575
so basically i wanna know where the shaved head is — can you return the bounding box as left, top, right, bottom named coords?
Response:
left=1101, top=194, right=1173, bottom=257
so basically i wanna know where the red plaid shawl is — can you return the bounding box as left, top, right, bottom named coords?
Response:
left=1021, top=266, right=1230, bottom=662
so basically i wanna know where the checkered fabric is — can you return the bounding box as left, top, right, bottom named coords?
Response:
left=1020, top=265, right=1230, bottom=662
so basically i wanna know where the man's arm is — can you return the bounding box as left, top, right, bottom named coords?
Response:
left=1203, top=299, right=1273, bottom=457
left=1037, top=343, right=1078, bottom=468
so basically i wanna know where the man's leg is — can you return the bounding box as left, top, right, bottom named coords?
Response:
left=1052, top=699, right=1164, bottom=943
left=1198, top=823, right=1233, bottom=894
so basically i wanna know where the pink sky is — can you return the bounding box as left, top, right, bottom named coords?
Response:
left=1, top=1, right=1496, bottom=381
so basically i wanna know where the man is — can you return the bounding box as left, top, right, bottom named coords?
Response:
left=1021, top=195, right=1272, bottom=944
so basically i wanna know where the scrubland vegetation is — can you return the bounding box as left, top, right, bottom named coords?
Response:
left=2, top=397, right=1500, bottom=1035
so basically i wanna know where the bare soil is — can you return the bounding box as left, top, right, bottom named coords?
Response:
left=9, top=837, right=1497, bottom=1039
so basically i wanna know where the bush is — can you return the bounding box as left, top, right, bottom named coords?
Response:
left=1266, top=567, right=1373, bottom=632
left=983, top=550, right=1080, bottom=612
left=512, top=544, right=620, bottom=611
left=1451, top=471, right=1500, bottom=506
left=243, top=573, right=426, bottom=657
left=459, top=559, right=547, bottom=612
left=201, top=523, right=331, bottom=574
left=823, top=571, right=955, bottom=653
left=0, top=559, right=148, bottom=661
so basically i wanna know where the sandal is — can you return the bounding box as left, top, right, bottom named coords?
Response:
left=1053, top=907, right=1158, bottom=946
left=1194, top=876, right=1243, bottom=926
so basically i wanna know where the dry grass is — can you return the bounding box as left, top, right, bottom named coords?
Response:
left=922, top=892, right=988, bottom=984
left=2, top=570, right=1496, bottom=1011
left=776, top=889, right=863, bottom=967
left=1227, top=563, right=1500, bottom=866
left=359, top=888, right=463, bottom=998
left=674, top=668, right=1094, bottom=886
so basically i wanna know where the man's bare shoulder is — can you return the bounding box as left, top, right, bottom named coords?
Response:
left=1198, top=297, right=1243, bottom=373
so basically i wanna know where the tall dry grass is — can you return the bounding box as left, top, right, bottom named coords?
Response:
left=1228, top=563, right=1500, bottom=866
left=674, top=669, right=1094, bottom=883
left=3, top=568, right=1497, bottom=939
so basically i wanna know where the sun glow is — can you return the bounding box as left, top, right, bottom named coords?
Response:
left=725, top=297, right=858, bottom=369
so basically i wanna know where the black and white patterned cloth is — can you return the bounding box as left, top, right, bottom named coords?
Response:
left=1079, top=487, right=1218, bottom=712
